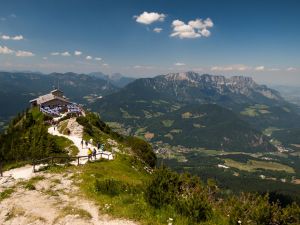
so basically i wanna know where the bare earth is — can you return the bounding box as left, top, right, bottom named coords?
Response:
left=0, top=171, right=138, bottom=225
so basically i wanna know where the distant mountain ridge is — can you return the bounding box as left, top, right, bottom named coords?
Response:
left=136, top=72, right=283, bottom=105
left=91, top=71, right=300, bottom=152
left=89, top=72, right=135, bottom=87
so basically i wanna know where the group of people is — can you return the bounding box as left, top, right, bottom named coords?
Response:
left=80, top=139, right=105, bottom=161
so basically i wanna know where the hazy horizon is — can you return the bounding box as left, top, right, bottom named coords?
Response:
left=0, top=0, right=299, bottom=85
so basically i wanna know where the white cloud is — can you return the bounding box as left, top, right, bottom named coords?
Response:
left=12, top=35, right=23, bottom=40
left=94, top=57, right=102, bottom=61
left=86, top=56, right=92, bottom=60
left=1, top=34, right=23, bottom=40
left=102, top=63, right=109, bottom=67
left=170, top=18, right=213, bottom=39
left=43, top=57, right=48, bottom=60
left=51, top=51, right=71, bottom=56
left=61, top=51, right=71, bottom=56
left=0, top=45, right=14, bottom=54
left=255, top=66, right=265, bottom=71
left=174, top=62, right=186, bottom=66
left=15, top=50, right=34, bottom=57
left=153, top=27, right=163, bottom=33
left=1, top=35, right=10, bottom=40
left=210, top=64, right=251, bottom=71
left=135, top=11, right=166, bottom=25
left=0, top=45, right=34, bottom=57
left=74, top=50, right=82, bottom=56
left=287, top=67, right=296, bottom=71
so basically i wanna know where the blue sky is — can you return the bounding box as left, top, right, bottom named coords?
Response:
left=0, top=0, right=299, bottom=84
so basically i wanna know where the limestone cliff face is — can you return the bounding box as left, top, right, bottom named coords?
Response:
left=136, top=72, right=283, bottom=104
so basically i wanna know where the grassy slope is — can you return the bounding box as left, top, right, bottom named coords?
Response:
left=77, top=155, right=227, bottom=225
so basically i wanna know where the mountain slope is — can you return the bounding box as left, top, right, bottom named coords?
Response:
left=91, top=72, right=300, bottom=151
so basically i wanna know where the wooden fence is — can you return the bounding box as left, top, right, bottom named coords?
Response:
left=32, top=152, right=113, bottom=172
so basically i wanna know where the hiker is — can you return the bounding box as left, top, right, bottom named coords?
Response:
left=85, top=140, right=88, bottom=147
left=89, top=138, right=93, bottom=145
left=87, top=148, right=92, bottom=161
left=93, top=148, right=97, bottom=160
left=81, top=139, right=84, bottom=149
left=97, top=142, right=101, bottom=150
left=100, top=144, right=105, bottom=152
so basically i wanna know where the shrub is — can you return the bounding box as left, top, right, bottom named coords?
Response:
left=176, top=188, right=212, bottom=222
left=227, top=193, right=300, bottom=225
left=145, top=167, right=213, bottom=222
left=94, top=179, right=125, bottom=197
left=145, top=167, right=179, bottom=208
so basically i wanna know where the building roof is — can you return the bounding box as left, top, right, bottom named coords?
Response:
left=30, top=90, right=71, bottom=105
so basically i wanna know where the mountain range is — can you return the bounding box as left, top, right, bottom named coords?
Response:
left=91, top=71, right=300, bottom=152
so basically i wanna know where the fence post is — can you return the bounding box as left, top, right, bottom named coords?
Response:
left=77, top=157, right=80, bottom=166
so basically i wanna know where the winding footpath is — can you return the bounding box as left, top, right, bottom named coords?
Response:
left=2, top=118, right=113, bottom=180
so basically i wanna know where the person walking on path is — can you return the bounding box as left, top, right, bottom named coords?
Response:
left=97, top=142, right=101, bottom=150
left=85, top=140, right=89, bottom=148
left=81, top=139, right=84, bottom=149
left=87, top=148, right=92, bottom=161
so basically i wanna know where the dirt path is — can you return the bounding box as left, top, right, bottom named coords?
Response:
left=3, top=118, right=113, bottom=180
left=0, top=171, right=138, bottom=225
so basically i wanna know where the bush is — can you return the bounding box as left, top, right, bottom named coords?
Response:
left=228, top=193, right=300, bottom=225
left=176, top=188, right=212, bottom=222
left=145, top=167, right=213, bottom=222
left=94, top=179, right=125, bottom=197
left=145, top=167, right=179, bottom=208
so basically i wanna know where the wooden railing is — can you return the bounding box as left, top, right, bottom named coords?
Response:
left=32, top=152, right=113, bottom=173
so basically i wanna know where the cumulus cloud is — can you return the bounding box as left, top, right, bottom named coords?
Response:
left=86, top=56, right=92, bottom=60
left=153, top=27, right=163, bottom=33
left=1, top=34, right=23, bottom=40
left=12, top=35, right=23, bottom=40
left=255, top=66, right=265, bottom=71
left=61, top=51, right=71, bottom=56
left=94, top=57, right=102, bottom=61
left=135, top=11, right=166, bottom=24
left=15, top=50, right=34, bottom=57
left=74, top=50, right=82, bottom=56
left=0, top=45, right=14, bottom=54
left=170, top=18, right=213, bottom=39
left=0, top=45, right=34, bottom=57
left=51, top=51, right=71, bottom=56
left=174, top=62, right=186, bottom=66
